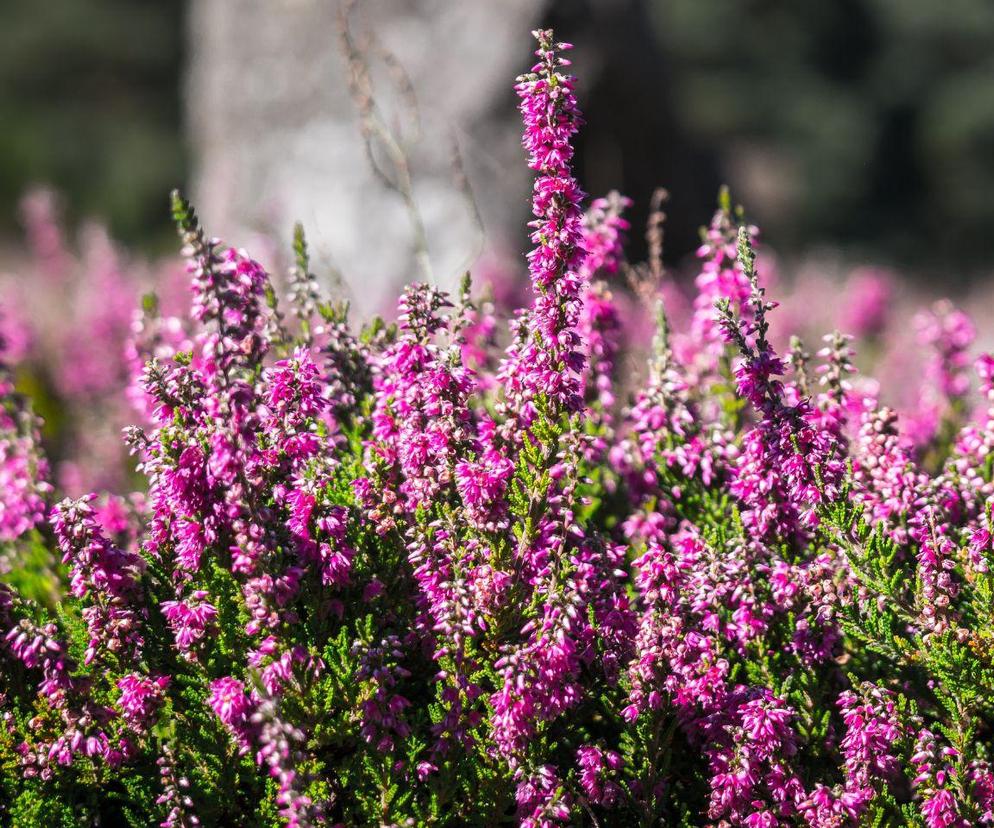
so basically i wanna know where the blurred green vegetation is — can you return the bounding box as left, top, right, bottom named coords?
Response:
left=0, top=0, right=185, bottom=248
left=649, top=0, right=994, bottom=271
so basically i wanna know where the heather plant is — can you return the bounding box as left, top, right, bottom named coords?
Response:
left=4, top=28, right=994, bottom=828
left=5, top=189, right=191, bottom=496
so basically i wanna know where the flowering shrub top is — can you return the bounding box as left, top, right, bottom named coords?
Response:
left=2, top=28, right=994, bottom=828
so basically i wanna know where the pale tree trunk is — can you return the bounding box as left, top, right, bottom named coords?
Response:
left=186, top=0, right=544, bottom=318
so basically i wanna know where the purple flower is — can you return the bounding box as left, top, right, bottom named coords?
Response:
left=841, top=267, right=893, bottom=340
left=117, top=673, right=170, bottom=729
left=251, top=696, right=326, bottom=827
left=499, top=30, right=587, bottom=419
left=160, top=591, right=217, bottom=660
left=0, top=344, right=51, bottom=543
left=853, top=404, right=926, bottom=543
left=515, top=765, right=571, bottom=827
left=51, top=496, right=145, bottom=664
left=692, top=198, right=760, bottom=365
left=208, top=676, right=256, bottom=752
left=576, top=744, right=623, bottom=807
left=369, top=284, right=475, bottom=511
left=912, top=730, right=969, bottom=828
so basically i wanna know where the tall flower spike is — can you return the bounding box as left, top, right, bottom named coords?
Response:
left=286, top=222, right=322, bottom=344
left=170, top=190, right=269, bottom=373
left=580, top=192, right=631, bottom=282
left=719, top=229, right=847, bottom=541
left=499, top=29, right=586, bottom=420
left=579, top=192, right=631, bottom=421
left=716, top=226, right=783, bottom=412
left=51, top=496, right=146, bottom=665
left=170, top=191, right=220, bottom=325
left=909, top=300, right=975, bottom=447
left=692, top=188, right=759, bottom=365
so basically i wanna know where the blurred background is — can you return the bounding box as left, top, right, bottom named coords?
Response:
left=2, top=0, right=994, bottom=496
left=2, top=0, right=994, bottom=293
left=0, top=0, right=185, bottom=250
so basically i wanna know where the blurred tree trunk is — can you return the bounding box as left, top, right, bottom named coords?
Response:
left=549, top=0, right=722, bottom=267
left=187, top=0, right=542, bottom=317
left=186, top=0, right=720, bottom=318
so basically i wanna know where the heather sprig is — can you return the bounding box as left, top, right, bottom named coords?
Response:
left=499, top=29, right=587, bottom=422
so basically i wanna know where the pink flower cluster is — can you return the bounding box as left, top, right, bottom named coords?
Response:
left=499, top=30, right=587, bottom=419
left=3, top=26, right=994, bottom=828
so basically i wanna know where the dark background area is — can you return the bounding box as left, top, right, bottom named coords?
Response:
left=0, top=0, right=185, bottom=249
left=2, top=0, right=994, bottom=278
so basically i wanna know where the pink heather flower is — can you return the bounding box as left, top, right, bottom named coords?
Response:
left=11, top=199, right=159, bottom=494
left=267, top=348, right=324, bottom=420
left=314, top=302, right=372, bottom=419
left=208, top=677, right=256, bottom=751
left=454, top=450, right=512, bottom=517
left=491, top=592, right=585, bottom=760
left=625, top=521, right=840, bottom=823
left=0, top=304, right=32, bottom=365
left=576, top=744, right=623, bottom=807
left=771, top=554, right=844, bottom=666
left=92, top=493, right=138, bottom=538
left=117, top=673, right=170, bottom=728
left=971, top=761, right=994, bottom=822
left=947, top=353, right=994, bottom=518
left=612, top=307, right=719, bottom=543
left=2, top=602, right=128, bottom=773
left=921, top=790, right=966, bottom=828
left=250, top=695, right=327, bottom=826
left=125, top=306, right=191, bottom=420
left=454, top=416, right=514, bottom=530
left=692, top=198, right=760, bottom=365
left=916, top=301, right=975, bottom=400
left=0, top=428, right=50, bottom=544
left=908, top=508, right=962, bottom=636
left=248, top=642, right=323, bottom=697
left=4, top=617, right=77, bottom=703
left=498, top=29, right=587, bottom=419
left=720, top=270, right=846, bottom=542
left=353, top=635, right=412, bottom=753
left=459, top=299, right=498, bottom=381
left=51, top=496, right=146, bottom=664
left=815, top=330, right=856, bottom=417
left=160, top=591, right=218, bottom=660
left=314, top=507, right=353, bottom=587
left=191, top=246, right=268, bottom=342
left=0, top=343, right=51, bottom=545
left=841, top=267, right=893, bottom=340
left=579, top=280, right=622, bottom=413
left=416, top=761, right=438, bottom=781
left=701, top=690, right=804, bottom=824
left=263, top=347, right=328, bottom=464
left=909, top=301, right=975, bottom=447
left=156, top=743, right=201, bottom=827
left=837, top=684, right=906, bottom=789
left=580, top=191, right=631, bottom=280
left=19, top=188, right=71, bottom=282
left=369, top=283, right=475, bottom=511
left=515, top=765, right=571, bottom=828
left=912, top=730, right=969, bottom=828
left=55, top=225, right=137, bottom=403
left=284, top=489, right=354, bottom=589
left=853, top=403, right=926, bottom=543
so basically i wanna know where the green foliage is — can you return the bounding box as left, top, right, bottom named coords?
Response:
left=0, top=0, right=184, bottom=244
